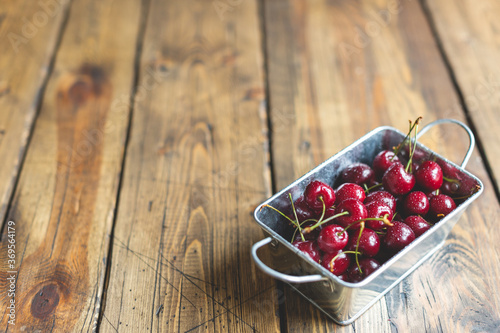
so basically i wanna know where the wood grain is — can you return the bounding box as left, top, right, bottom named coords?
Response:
left=0, top=0, right=69, bottom=227
left=101, top=0, right=279, bottom=332
left=0, top=0, right=142, bottom=331
left=264, top=0, right=500, bottom=331
left=423, top=0, right=500, bottom=194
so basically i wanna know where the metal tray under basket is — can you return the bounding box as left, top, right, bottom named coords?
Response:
left=251, top=119, right=483, bottom=325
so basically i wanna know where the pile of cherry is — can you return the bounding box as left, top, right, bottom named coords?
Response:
left=264, top=118, right=479, bottom=283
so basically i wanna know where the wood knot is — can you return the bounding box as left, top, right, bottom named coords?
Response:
left=59, top=64, right=109, bottom=107
left=68, top=80, right=91, bottom=106
left=31, top=284, right=60, bottom=319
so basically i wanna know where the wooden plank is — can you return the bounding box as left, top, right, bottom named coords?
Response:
left=0, top=0, right=142, bottom=331
left=264, top=0, right=500, bottom=331
left=0, top=0, right=69, bottom=227
left=423, top=0, right=500, bottom=194
left=101, top=0, right=279, bottom=332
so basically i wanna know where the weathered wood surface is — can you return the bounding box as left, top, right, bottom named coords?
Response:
left=0, top=0, right=499, bottom=331
left=423, top=0, right=500, bottom=194
left=101, top=0, right=280, bottom=332
left=0, top=0, right=142, bottom=331
left=264, top=0, right=500, bottom=331
left=0, top=0, right=70, bottom=228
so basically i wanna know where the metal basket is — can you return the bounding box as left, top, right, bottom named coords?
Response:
left=251, top=119, right=483, bottom=325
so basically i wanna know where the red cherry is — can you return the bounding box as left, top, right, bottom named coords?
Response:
left=415, top=161, right=443, bottom=192
left=292, top=240, right=320, bottom=263
left=346, top=228, right=380, bottom=257
left=373, top=150, right=400, bottom=178
left=364, top=190, right=396, bottom=212
left=334, top=199, right=367, bottom=229
left=383, top=222, right=415, bottom=253
left=335, top=183, right=366, bottom=204
left=428, top=194, right=456, bottom=221
left=382, top=163, right=415, bottom=196
left=365, top=200, right=394, bottom=230
left=304, top=181, right=336, bottom=212
left=347, top=258, right=381, bottom=282
left=404, top=215, right=431, bottom=237
left=291, top=196, right=315, bottom=222
left=322, top=250, right=351, bottom=276
left=340, top=163, right=375, bottom=186
left=402, top=191, right=429, bottom=216
left=317, top=224, right=348, bottom=253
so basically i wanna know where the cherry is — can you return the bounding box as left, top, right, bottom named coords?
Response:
left=335, top=183, right=366, bottom=204
left=404, top=215, right=431, bottom=237
left=334, top=198, right=367, bottom=229
left=402, top=191, right=429, bottom=216
left=346, top=228, right=380, bottom=257
left=340, top=163, right=375, bottom=186
left=292, top=240, right=320, bottom=263
left=347, top=258, right=381, bottom=283
left=383, top=221, right=415, bottom=253
left=372, top=150, right=400, bottom=179
left=304, top=181, right=335, bottom=212
left=415, top=161, right=443, bottom=192
left=322, top=250, right=352, bottom=276
left=428, top=194, right=456, bottom=221
left=365, top=200, right=394, bottom=230
left=317, top=224, right=348, bottom=253
left=364, top=190, right=396, bottom=212
left=291, top=196, right=315, bottom=222
left=382, top=162, right=415, bottom=196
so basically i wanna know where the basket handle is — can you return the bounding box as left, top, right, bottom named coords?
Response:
left=251, top=237, right=326, bottom=284
left=416, top=119, right=475, bottom=168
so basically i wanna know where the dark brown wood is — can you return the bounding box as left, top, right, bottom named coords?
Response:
left=264, top=0, right=500, bottom=331
left=101, top=0, right=280, bottom=332
left=0, top=0, right=142, bottom=330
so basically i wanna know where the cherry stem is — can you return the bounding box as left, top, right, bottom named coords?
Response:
left=291, top=218, right=321, bottom=242
left=341, top=214, right=392, bottom=235
left=392, top=116, right=422, bottom=159
left=355, top=222, right=365, bottom=274
left=405, top=118, right=420, bottom=173
left=305, top=211, right=349, bottom=233
left=442, top=176, right=460, bottom=184
left=328, top=250, right=361, bottom=273
left=364, top=182, right=382, bottom=194
left=262, top=204, right=296, bottom=225
left=289, top=193, right=305, bottom=242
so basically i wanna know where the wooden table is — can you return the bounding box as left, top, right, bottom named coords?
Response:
left=1, top=0, right=500, bottom=331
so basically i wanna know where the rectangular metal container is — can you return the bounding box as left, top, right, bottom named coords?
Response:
left=252, top=120, right=483, bottom=325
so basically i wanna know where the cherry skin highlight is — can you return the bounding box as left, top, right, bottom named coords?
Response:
left=404, top=215, right=431, bottom=237
left=317, top=224, right=348, bottom=253
left=346, top=228, right=380, bottom=257
left=364, top=190, right=396, bottom=213
left=383, top=222, right=415, bottom=253
left=428, top=194, right=456, bottom=221
left=334, top=198, right=367, bottom=229
left=292, top=240, right=320, bottom=263
left=304, top=181, right=336, bottom=212
left=415, top=160, right=443, bottom=192
left=373, top=150, right=400, bottom=178
left=382, top=163, right=415, bottom=196
left=335, top=183, right=366, bottom=204
left=402, top=191, right=429, bottom=216
left=322, top=250, right=351, bottom=276
left=340, top=163, right=375, bottom=186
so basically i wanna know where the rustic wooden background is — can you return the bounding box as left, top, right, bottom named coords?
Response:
left=0, top=0, right=499, bottom=332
